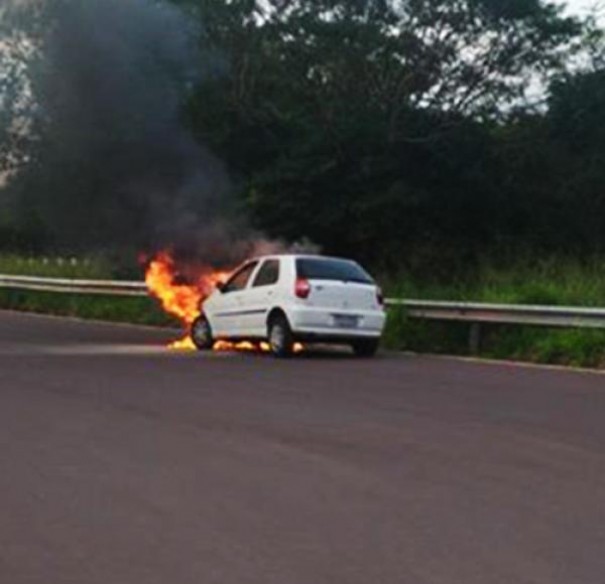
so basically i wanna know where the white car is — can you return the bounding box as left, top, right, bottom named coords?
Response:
left=190, top=254, right=386, bottom=357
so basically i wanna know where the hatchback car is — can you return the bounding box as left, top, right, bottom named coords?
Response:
left=190, top=255, right=386, bottom=357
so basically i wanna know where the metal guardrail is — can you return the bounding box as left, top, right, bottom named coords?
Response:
left=0, top=274, right=148, bottom=297
left=1, top=274, right=604, bottom=354
left=386, top=299, right=605, bottom=353
left=386, top=299, right=605, bottom=329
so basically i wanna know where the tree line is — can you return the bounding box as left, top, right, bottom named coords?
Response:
left=1, top=0, right=605, bottom=274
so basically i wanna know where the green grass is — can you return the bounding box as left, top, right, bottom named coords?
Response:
left=0, top=253, right=184, bottom=332
left=0, top=254, right=174, bottom=326
left=0, top=289, right=177, bottom=328
left=0, top=254, right=114, bottom=279
left=382, top=257, right=605, bottom=369
left=384, top=257, right=605, bottom=307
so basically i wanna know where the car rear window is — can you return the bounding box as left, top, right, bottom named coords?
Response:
left=296, top=258, right=373, bottom=284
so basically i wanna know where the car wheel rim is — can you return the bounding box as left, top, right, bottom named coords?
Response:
left=270, top=324, right=285, bottom=351
left=193, top=320, right=209, bottom=345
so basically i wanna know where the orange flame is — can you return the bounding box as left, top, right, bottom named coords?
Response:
left=213, top=341, right=304, bottom=354
left=145, top=252, right=229, bottom=351
left=145, top=252, right=229, bottom=326
left=168, top=337, right=197, bottom=351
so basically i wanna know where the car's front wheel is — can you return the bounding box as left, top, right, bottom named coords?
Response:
left=190, top=315, right=214, bottom=350
left=351, top=339, right=380, bottom=358
left=268, top=314, right=294, bottom=358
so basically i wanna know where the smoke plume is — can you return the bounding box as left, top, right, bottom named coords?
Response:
left=2, top=0, right=258, bottom=265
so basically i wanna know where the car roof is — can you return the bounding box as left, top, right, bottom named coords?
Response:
left=248, top=254, right=356, bottom=263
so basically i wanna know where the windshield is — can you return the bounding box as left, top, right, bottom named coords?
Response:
left=296, top=258, right=374, bottom=284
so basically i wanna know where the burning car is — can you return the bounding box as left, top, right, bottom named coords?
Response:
left=190, top=254, right=386, bottom=357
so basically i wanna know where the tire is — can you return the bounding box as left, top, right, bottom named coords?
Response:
left=268, top=314, right=294, bottom=358
left=190, top=315, right=214, bottom=351
left=351, top=339, right=380, bottom=358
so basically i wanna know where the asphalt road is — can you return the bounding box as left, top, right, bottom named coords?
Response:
left=1, top=310, right=604, bottom=584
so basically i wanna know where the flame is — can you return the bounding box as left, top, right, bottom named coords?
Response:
left=145, top=251, right=304, bottom=354
left=169, top=337, right=197, bottom=351
left=145, top=252, right=230, bottom=351
left=145, top=252, right=229, bottom=326
left=214, top=341, right=304, bottom=354
left=214, top=341, right=261, bottom=352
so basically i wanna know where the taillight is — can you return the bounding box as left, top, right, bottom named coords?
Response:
left=376, top=286, right=384, bottom=307
left=295, top=278, right=311, bottom=299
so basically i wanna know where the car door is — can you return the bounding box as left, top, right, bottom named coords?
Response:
left=211, top=261, right=259, bottom=337
left=239, top=259, right=281, bottom=337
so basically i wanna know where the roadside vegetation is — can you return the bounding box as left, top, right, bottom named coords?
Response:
left=384, top=257, right=605, bottom=307
left=0, top=288, right=175, bottom=328
left=0, top=255, right=113, bottom=279
left=383, top=258, right=605, bottom=369
left=384, top=313, right=605, bottom=369
left=0, top=253, right=175, bottom=327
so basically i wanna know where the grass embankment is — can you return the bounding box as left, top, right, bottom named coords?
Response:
left=0, top=255, right=177, bottom=328
left=382, top=259, right=605, bottom=369
left=0, top=289, right=175, bottom=327
left=0, top=255, right=114, bottom=279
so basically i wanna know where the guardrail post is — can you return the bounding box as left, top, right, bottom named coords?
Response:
left=469, top=323, right=481, bottom=355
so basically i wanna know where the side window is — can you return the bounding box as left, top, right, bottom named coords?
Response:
left=252, top=260, right=280, bottom=288
left=223, top=262, right=258, bottom=293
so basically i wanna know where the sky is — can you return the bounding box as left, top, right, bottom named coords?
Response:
left=565, top=0, right=604, bottom=18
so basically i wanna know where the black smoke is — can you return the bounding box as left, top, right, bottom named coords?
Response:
left=4, top=0, right=247, bottom=264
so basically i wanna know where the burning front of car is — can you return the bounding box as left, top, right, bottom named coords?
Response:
left=144, top=250, right=298, bottom=354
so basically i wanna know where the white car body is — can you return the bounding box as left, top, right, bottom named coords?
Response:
left=199, top=254, right=386, bottom=353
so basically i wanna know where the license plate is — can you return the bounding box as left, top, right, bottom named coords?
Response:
left=332, top=314, right=359, bottom=329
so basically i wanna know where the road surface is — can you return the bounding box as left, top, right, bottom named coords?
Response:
left=0, top=310, right=604, bottom=584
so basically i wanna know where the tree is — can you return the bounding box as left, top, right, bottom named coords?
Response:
left=0, top=0, right=593, bottom=267
left=0, top=7, right=38, bottom=180
left=542, top=67, right=605, bottom=252
left=183, top=0, right=583, bottom=267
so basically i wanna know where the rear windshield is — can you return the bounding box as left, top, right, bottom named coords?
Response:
left=296, top=258, right=374, bottom=284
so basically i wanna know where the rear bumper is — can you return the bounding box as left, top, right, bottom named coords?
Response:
left=288, top=306, right=385, bottom=341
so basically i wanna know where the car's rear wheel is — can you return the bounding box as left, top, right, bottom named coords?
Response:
left=351, top=339, right=380, bottom=358
left=268, top=314, right=294, bottom=358
left=190, top=315, right=214, bottom=350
